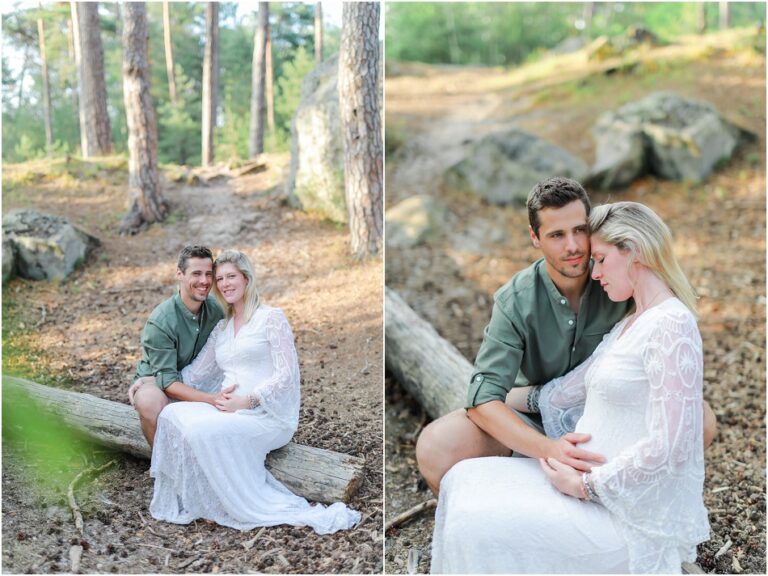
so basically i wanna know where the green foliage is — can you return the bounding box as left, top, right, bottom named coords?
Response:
left=2, top=1, right=323, bottom=164
left=386, top=2, right=768, bottom=66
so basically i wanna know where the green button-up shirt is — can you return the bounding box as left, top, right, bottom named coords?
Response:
left=466, top=258, right=632, bottom=408
left=134, top=291, right=225, bottom=390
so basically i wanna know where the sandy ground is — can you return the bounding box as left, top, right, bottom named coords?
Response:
left=2, top=155, right=384, bottom=573
left=385, top=32, right=765, bottom=574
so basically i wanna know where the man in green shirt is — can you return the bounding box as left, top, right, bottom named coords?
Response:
left=128, top=245, right=226, bottom=447
left=416, top=177, right=716, bottom=493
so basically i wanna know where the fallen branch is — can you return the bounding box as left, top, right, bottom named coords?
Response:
left=384, top=498, right=437, bottom=532
left=4, top=376, right=364, bottom=503
left=67, top=460, right=117, bottom=535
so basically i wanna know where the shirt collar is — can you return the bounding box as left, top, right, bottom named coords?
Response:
left=536, top=258, right=595, bottom=306
left=173, top=290, right=205, bottom=321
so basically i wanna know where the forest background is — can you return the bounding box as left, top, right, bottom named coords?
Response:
left=2, top=1, right=337, bottom=164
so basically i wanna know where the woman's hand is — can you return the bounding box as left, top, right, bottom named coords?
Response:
left=214, top=384, right=250, bottom=412
left=539, top=457, right=587, bottom=500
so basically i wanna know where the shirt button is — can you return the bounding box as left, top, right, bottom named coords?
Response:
left=192, top=316, right=196, bottom=320
left=560, top=299, right=566, bottom=305
left=475, top=375, right=484, bottom=382
left=196, top=328, right=199, bottom=332
left=568, top=320, right=574, bottom=326
left=572, top=346, right=576, bottom=351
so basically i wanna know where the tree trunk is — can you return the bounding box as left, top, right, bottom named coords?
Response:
left=120, top=2, right=167, bottom=234
left=4, top=376, right=364, bottom=504
left=67, top=13, right=79, bottom=118
left=37, top=6, right=53, bottom=155
left=201, top=2, right=219, bottom=166
left=315, top=1, right=323, bottom=65
left=249, top=2, right=269, bottom=158
left=385, top=287, right=468, bottom=419
left=72, top=1, right=112, bottom=157
left=719, top=1, right=731, bottom=29
left=697, top=3, right=708, bottom=33
left=266, top=26, right=275, bottom=134
left=163, top=1, right=177, bottom=106
left=338, top=2, right=383, bottom=258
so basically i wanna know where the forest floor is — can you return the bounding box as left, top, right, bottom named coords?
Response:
left=385, top=29, right=765, bottom=574
left=2, top=153, right=383, bottom=573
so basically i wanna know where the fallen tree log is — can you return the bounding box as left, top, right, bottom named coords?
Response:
left=384, top=287, right=470, bottom=419
left=3, top=376, right=364, bottom=504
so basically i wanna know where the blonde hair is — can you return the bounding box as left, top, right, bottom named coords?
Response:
left=212, top=250, right=261, bottom=322
left=589, top=202, right=698, bottom=317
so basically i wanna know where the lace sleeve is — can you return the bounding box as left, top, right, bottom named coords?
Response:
left=590, top=310, right=709, bottom=572
left=250, top=309, right=301, bottom=431
left=538, top=329, right=614, bottom=438
left=180, top=320, right=225, bottom=393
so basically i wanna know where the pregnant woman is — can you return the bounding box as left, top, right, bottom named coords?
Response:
left=149, top=250, right=360, bottom=535
left=431, top=202, right=710, bottom=573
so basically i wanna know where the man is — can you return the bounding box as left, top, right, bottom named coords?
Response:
left=128, top=245, right=229, bottom=447
left=416, top=177, right=716, bottom=493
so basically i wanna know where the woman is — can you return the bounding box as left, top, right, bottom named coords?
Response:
left=149, top=250, right=360, bottom=534
left=431, top=202, right=710, bottom=573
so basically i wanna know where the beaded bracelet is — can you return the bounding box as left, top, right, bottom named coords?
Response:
left=248, top=394, right=259, bottom=410
left=581, top=472, right=601, bottom=504
left=526, top=386, right=542, bottom=413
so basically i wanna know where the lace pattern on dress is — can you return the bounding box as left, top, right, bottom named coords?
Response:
left=180, top=320, right=226, bottom=393
left=251, top=308, right=301, bottom=431
left=590, top=308, right=710, bottom=573
left=539, top=329, right=615, bottom=439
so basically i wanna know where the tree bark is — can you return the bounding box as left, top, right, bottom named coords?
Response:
left=249, top=2, right=269, bottom=158
left=71, top=1, right=112, bottom=157
left=120, top=2, right=167, bottom=234
left=266, top=26, right=275, bottom=134
left=338, top=2, right=383, bottom=258
left=162, top=1, right=177, bottom=106
left=697, top=3, right=708, bottom=33
left=385, top=287, right=469, bottom=419
left=37, top=5, right=53, bottom=155
left=719, top=1, right=731, bottom=29
left=4, top=376, right=364, bottom=504
left=201, top=2, right=219, bottom=166
left=315, top=2, right=323, bottom=65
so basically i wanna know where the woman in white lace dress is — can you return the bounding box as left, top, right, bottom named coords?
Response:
left=431, top=202, right=709, bottom=573
left=149, top=250, right=360, bottom=534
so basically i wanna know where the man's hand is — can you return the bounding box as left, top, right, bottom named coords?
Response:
left=539, top=457, right=586, bottom=499
left=213, top=384, right=243, bottom=412
left=546, top=432, right=605, bottom=473
left=128, top=380, right=142, bottom=407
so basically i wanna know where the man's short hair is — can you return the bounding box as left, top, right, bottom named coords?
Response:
left=177, top=245, right=214, bottom=273
left=527, top=177, right=591, bottom=237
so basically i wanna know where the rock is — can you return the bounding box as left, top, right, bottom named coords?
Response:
left=2, top=209, right=100, bottom=281
left=386, top=195, right=447, bottom=249
left=445, top=130, right=589, bottom=205
left=3, top=234, right=16, bottom=283
left=590, top=92, right=754, bottom=188
left=286, top=55, right=347, bottom=224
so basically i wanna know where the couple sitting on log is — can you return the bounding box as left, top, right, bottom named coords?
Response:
left=419, top=177, right=717, bottom=574
left=128, top=245, right=360, bottom=534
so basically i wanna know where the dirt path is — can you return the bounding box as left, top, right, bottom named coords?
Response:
left=2, top=155, right=383, bottom=573
left=385, top=38, right=765, bottom=574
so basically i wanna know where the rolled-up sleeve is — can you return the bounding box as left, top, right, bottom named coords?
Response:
left=466, top=299, right=525, bottom=408
left=141, top=321, right=181, bottom=390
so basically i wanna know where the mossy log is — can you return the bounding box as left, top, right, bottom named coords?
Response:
left=3, top=376, right=364, bottom=504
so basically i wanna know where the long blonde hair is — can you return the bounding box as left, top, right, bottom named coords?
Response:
left=212, top=250, right=261, bottom=322
left=589, top=202, right=698, bottom=317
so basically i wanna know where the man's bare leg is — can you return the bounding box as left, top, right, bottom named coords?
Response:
left=416, top=408, right=512, bottom=494
left=132, top=378, right=169, bottom=448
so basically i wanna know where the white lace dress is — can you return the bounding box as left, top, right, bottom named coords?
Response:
left=149, top=305, right=361, bottom=534
left=431, top=298, right=710, bottom=573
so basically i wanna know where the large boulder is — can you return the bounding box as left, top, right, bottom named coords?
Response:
left=286, top=55, right=347, bottom=224
left=386, top=195, right=447, bottom=249
left=445, top=130, right=589, bottom=205
left=590, top=92, right=754, bottom=188
left=2, top=210, right=100, bottom=281
left=2, top=234, right=15, bottom=283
